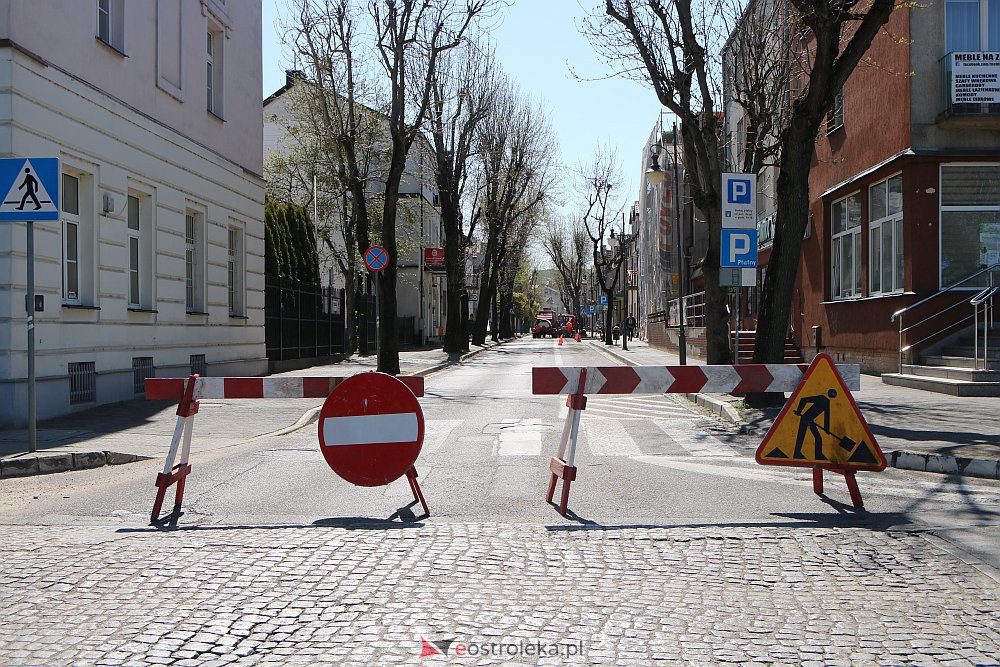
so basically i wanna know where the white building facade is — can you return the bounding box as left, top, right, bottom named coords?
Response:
left=0, top=1, right=266, bottom=426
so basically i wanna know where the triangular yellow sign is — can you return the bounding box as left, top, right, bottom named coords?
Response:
left=756, top=354, right=885, bottom=471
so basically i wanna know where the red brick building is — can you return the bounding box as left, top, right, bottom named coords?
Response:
left=739, top=3, right=1000, bottom=379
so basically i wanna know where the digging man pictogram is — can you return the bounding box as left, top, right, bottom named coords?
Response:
left=792, top=389, right=838, bottom=461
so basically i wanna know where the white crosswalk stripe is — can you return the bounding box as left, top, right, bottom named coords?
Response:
left=423, top=419, right=463, bottom=454
left=580, top=417, right=643, bottom=456
left=653, top=419, right=739, bottom=457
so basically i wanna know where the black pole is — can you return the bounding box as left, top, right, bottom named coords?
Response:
left=673, top=121, right=687, bottom=365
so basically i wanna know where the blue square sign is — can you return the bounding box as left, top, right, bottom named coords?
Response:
left=0, top=157, right=60, bottom=221
left=721, top=229, right=758, bottom=268
left=727, top=177, right=752, bottom=204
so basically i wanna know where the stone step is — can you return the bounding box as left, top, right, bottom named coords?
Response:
left=940, top=346, right=1000, bottom=360
left=901, top=364, right=1000, bottom=382
left=881, top=373, right=1000, bottom=396
left=921, top=355, right=1000, bottom=370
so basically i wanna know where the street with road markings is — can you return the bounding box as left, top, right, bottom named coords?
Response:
left=1, top=337, right=999, bottom=665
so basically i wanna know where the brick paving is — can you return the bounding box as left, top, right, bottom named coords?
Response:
left=0, top=523, right=997, bottom=665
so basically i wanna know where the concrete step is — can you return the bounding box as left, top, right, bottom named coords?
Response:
left=881, top=373, right=1000, bottom=396
left=921, top=355, right=1000, bottom=370
left=901, top=364, right=1000, bottom=382
left=941, top=346, right=1000, bottom=360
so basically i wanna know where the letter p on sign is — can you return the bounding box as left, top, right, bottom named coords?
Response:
left=728, top=178, right=752, bottom=204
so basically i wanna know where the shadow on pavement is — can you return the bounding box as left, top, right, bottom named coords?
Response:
left=544, top=512, right=916, bottom=533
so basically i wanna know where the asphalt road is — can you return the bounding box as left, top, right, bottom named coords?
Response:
left=3, top=337, right=999, bottom=566
left=2, top=337, right=1000, bottom=665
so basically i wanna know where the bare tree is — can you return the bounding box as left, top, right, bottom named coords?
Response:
left=426, top=41, right=500, bottom=354
left=284, top=0, right=496, bottom=374
left=469, top=80, right=556, bottom=345
left=577, top=150, right=628, bottom=345
left=589, top=0, right=895, bottom=371
left=541, top=215, right=590, bottom=328
left=264, top=77, right=385, bottom=355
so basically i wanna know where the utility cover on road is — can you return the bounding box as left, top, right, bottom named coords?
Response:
left=318, top=372, right=425, bottom=486
left=756, top=354, right=885, bottom=471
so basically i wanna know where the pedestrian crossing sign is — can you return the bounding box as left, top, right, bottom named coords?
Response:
left=755, top=353, right=885, bottom=471
left=0, top=157, right=60, bottom=221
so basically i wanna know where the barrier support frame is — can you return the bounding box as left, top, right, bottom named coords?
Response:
left=151, top=374, right=199, bottom=526
left=405, top=466, right=430, bottom=517
left=812, top=466, right=864, bottom=508
left=546, top=368, right=588, bottom=516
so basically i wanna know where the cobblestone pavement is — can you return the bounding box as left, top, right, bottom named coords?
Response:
left=1, top=523, right=998, bottom=666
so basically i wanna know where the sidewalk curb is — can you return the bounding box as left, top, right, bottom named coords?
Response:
left=1, top=451, right=152, bottom=479
left=587, top=340, right=1000, bottom=481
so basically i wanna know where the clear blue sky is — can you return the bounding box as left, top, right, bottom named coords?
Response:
left=261, top=0, right=663, bottom=218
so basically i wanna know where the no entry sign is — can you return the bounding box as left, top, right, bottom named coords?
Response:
left=318, top=372, right=424, bottom=486
left=364, top=245, right=389, bottom=272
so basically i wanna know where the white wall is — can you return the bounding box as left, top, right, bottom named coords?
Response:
left=0, top=1, right=265, bottom=426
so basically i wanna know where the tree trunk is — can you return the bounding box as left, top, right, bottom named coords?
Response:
left=747, top=124, right=814, bottom=407
left=604, top=291, right=614, bottom=345
left=472, top=235, right=499, bottom=345
left=343, top=279, right=357, bottom=355
left=442, top=206, right=467, bottom=354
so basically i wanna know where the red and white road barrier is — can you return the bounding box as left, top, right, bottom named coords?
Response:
left=532, top=363, right=860, bottom=516
left=144, top=374, right=425, bottom=525
left=146, top=375, right=424, bottom=400
left=532, top=363, right=860, bottom=396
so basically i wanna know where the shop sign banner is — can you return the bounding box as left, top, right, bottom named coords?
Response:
left=951, top=52, right=1000, bottom=104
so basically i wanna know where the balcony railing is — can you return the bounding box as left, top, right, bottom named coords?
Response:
left=939, top=52, right=1000, bottom=126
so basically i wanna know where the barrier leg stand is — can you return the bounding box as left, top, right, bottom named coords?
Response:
left=812, top=467, right=824, bottom=495
left=547, top=369, right=588, bottom=516
left=405, top=467, right=430, bottom=517
left=818, top=467, right=864, bottom=508
left=151, top=375, right=199, bottom=526
left=841, top=469, right=864, bottom=508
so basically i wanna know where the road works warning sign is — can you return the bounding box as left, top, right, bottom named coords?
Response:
left=756, top=354, right=885, bottom=471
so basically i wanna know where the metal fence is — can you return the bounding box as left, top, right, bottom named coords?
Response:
left=265, top=278, right=346, bottom=361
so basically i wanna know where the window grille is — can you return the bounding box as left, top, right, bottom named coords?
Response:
left=132, top=357, right=155, bottom=394
left=69, top=362, right=96, bottom=404
left=190, top=354, right=207, bottom=377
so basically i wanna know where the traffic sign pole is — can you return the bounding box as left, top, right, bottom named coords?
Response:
left=26, top=220, right=36, bottom=453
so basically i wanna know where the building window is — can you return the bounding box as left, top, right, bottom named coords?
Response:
left=185, top=212, right=205, bottom=313
left=132, top=357, right=155, bottom=395
left=831, top=192, right=862, bottom=299
left=68, top=362, right=97, bottom=405
left=940, top=164, right=1000, bottom=287
left=826, top=88, right=844, bottom=134
left=127, top=195, right=141, bottom=307
left=97, top=0, right=125, bottom=53
left=228, top=226, right=244, bottom=316
left=946, top=0, right=1000, bottom=52
left=190, top=354, right=207, bottom=376
left=869, top=175, right=904, bottom=295
left=206, top=27, right=224, bottom=117
left=62, top=174, right=80, bottom=304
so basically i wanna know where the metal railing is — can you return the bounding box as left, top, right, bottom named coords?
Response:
left=657, top=290, right=705, bottom=328
left=891, top=264, right=999, bottom=372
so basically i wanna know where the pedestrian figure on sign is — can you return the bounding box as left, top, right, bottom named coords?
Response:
left=792, top=389, right=837, bottom=461
left=16, top=168, right=42, bottom=211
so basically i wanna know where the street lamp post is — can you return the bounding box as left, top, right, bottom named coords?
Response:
left=644, top=120, right=688, bottom=365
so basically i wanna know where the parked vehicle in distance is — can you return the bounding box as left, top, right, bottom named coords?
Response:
left=557, top=314, right=577, bottom=337
left=533, top=314, right=554, bottom=338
